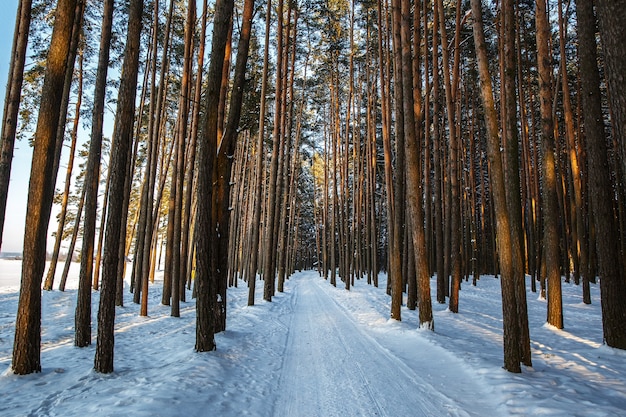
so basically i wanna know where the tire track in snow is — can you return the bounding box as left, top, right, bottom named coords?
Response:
left=272, top=275, right=464, bottom=417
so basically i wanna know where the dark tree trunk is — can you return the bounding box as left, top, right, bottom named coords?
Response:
left=390, top=0, right=405, bottom=321
left=75, top=0, right=114, bottom=343
left=502, top=0, right=532, bottom=367
left=195, top=0, right=234, bottom=352
left=577, top=0, right=626, bottom=349
left=399, top=0, right=433, bottom=328
left=263, top=0, right=285, bottom=301
left=247, top=0, right=272, bottom=306
left=211, top=0, right=254, bottom=329
left=0, top=0, right=31, bottom=252
left=437, top=0, right=462, bottom=314
left=94, top=0, right=143, bottom=374
left=595, top=0, right=626, bottom=179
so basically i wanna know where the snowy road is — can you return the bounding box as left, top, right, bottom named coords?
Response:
left=272, top=275, right=488, bottom=417
left=2, top=261, right=624, bottom=416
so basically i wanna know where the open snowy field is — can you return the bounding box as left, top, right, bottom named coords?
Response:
left=1, top=259, right=625, bottom=416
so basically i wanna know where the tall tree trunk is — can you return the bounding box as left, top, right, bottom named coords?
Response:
left=181, top=0, right=205, bottom=302
left=536, top=0, right=563, bottom=329
left=0, top=0, right=32, bottom=252
left=77, top=0, right=114, bottom=329
left=44, top=0, right=85, bottom=292
left=130, top=0, right=158, bottom=303
left=398, top=0, right=433, bottom=328
left=195, top=0, right=234, bottom=352
left=431, top=0, right=445, bottom=304
left=577, top=0, right=626, bottom=349
left=389, top=0, right=405, bottom=321
left=169, top=0, right=197, bottom=317
left=377, top=0, right=400, bottom=317
left=502, top=0, right=532, bottom=367
left=158, top=0, right=177, bottom=309
left=470, top=0, right=522, bottom=373
left=558, top=0, right=586, bottom=287
left=247, top=0, right=272, bottom=305
left=212, top=0, right=255, bottom=330
left=278, top=16, right=302, bottom=292
left=437, top=0, right=462, bottom=313
left=595, top=0, right=626, bottom=181
left=94, top=0, right=143, bottom=373
left=12, top=0, right=80, bottom=376
left=263, top=0, right=285, bottom=301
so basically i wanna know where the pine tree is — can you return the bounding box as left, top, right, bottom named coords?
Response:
left=0, top=0, right=32, bottom=252
left=12, top=0, right=81, bottom=375
left=94, top=0, right=144, bottom=374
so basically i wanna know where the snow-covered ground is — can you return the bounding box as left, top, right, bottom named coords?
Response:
left=0, top=259, right=625, bottom=416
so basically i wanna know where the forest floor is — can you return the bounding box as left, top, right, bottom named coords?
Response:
left=0, top=259, right=625, bottom=416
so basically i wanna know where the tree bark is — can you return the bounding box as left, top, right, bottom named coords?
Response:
left=195, top=0, right=234, bottom=352
left=248, top=0, right=272, bottom=305
left=536, top=0, right=563, bottom=329
left=502, top=0, right=532, bottom=366
left=76, top=0, right=114, bottom=337
left=470, top=0, right=522, bottom=373
left=595, top=0, right=626, bottom=180
left=212, top=0, right=255, bottom=329
left=94, top=0, right=143, bottom=373
left=12, top=0, right=80, bottom=376
left=437, top=0, right=462, bottom=313
left=398, top=0, right=433, bottom=328
left=577, top=0, right=626, bottom=349
left=0, top=0, right=31, bottom=252
left=263, top=0, right=285, bottom=301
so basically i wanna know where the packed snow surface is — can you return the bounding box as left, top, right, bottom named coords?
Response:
left=1, top=259, right=625, bottom=416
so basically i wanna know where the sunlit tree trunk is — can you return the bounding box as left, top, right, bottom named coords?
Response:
left=131, top=0, right=159, bottom=305
left=389, top=0, right=405, bottom=321
left=159, top=0, right=177, bottom=309
left=536, top=0, right=563, bottom=330
left=470, top=0, right=522, bottom=373
left=12, top=0, right=80, bottom=375
left=168, top=0, right=196, bottom=317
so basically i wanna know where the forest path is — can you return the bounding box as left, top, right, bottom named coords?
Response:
left=272, top=273, right=494, bottom=417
